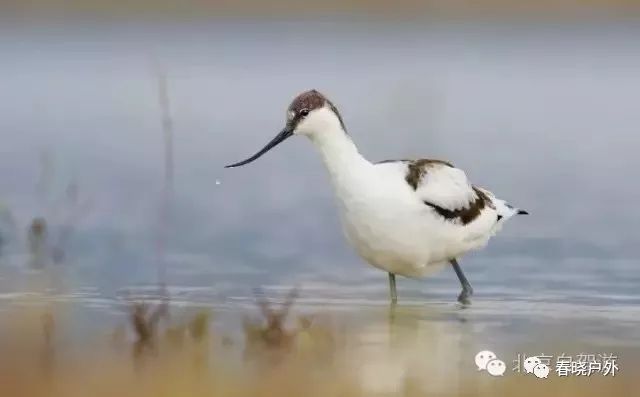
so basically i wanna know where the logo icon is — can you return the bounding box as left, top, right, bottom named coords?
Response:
left=524, top=356, right=541, bottom=374
left=475, top=350, right=497, bottom=371
left=486, top=359, right=506, bottom=376
left=533, top=363, right=550, bottom=379
left=475, top=350, right=505, bottom=377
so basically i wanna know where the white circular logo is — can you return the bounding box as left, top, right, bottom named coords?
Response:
left=533, top=363, right=550, bottom=379
left=475, top=350, right=497, bottom=371
left=486, top=359, right=506, bottom=376
left=524, top=356, right=541, bottom=374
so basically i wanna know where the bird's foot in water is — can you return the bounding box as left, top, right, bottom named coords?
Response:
left=457, top=286, right=473, bottom=306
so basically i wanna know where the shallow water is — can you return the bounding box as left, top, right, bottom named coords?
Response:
left=0, top=19, right=639, bottom=365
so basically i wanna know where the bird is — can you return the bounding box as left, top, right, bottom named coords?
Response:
left=225, top=90, right=527, bottom=305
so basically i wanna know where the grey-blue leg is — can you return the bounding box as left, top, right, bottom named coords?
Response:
left=450, top=259, right=473, bottom=304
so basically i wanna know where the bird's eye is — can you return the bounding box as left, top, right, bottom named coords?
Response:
left=300, top=108, right=310, bottom=117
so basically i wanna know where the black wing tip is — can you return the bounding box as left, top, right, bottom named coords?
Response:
left=517, top=210, right=529, bottom=215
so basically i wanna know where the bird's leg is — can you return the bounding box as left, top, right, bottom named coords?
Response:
left=450, top=259, right=473, bottom=305
left=388, top=273, right=398, bottom=304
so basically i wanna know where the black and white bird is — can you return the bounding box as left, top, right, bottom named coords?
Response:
left=226, top=90, right=527, bottom=305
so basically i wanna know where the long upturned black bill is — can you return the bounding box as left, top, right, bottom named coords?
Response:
left=225, top=127, right=293, bottom=168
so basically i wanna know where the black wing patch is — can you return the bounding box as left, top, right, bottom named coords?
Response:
left=423, top=187, right=492, bottom=225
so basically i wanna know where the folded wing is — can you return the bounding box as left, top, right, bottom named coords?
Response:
left=404, top=159, right=494, bottom=225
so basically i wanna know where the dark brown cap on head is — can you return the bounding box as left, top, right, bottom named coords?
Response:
left=288, top=89, right=326, bottom=115
left=288, top=89, right=347, bottom=131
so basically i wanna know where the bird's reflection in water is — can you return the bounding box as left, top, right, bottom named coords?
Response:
left=348, top=302, right=478, bottom=395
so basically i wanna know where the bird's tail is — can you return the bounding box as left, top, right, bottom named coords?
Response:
left=495, top=200, right=528, bottom=221
left=492, top=199, right=527, bottom=235
left=475, top=187, right=527, bottom=234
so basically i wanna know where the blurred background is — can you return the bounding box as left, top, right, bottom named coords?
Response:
left=0, top=1, right=638, bottom=396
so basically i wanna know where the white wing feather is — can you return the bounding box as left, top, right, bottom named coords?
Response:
left=414, top=164, right=478, bottom=211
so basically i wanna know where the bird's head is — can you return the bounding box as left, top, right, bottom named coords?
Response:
left=225, top=89, right=346, bottom=168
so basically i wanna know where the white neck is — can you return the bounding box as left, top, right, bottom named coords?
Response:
left=308, top=125, right=373, bottom=196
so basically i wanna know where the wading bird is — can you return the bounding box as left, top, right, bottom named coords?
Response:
left=226, top=90, right=527, bottom=304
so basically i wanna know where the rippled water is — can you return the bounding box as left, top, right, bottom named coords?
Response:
left=0, top=19, right=638, bottom=354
